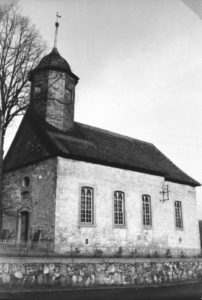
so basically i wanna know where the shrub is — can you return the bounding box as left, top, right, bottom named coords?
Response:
left=130, top=249, right=139, bottom=258
left=165, top=249, right=172, bottom=258
left=180, top=251, right=186, bottom=258
left=153, top=250, right=160, bottom=258
left=115, top=246, right=123, bottom=257
left=94, top=249, right=103, bottom=257
left=72, top=247, right=80, bottom=257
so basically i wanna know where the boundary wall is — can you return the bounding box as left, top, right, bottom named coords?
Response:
left=0, top=257, right=202, bottom=287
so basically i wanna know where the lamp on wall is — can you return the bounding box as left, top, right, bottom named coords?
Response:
left=160, top=181, right=169, bottom=202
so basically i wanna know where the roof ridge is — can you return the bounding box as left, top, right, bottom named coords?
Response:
left=75, top=122, right=153, bottom=146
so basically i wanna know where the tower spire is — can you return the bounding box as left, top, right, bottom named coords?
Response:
left=53, top=12, right=61, bottom=49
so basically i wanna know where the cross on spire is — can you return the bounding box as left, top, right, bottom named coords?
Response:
left=53, top=12, right=61, bottom=49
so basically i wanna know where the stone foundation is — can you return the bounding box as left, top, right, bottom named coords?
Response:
left=0, top=257, right=202, bottom=288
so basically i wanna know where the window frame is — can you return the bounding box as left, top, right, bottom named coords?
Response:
left=21, top=175, right=31, bottom=194
left=174, top=201, right=183, bottom=230
left=113, top=191, right=126, bottom=228
left=34, top=85, right=41, bottom=94
left=22, top=176, right=30, bottom=188
left=79, top=186, right=94, bottom=226
left=142, top=194, right=152, bottom=228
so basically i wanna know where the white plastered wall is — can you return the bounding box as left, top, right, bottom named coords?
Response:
left=54, top=157, right=200, bottom=253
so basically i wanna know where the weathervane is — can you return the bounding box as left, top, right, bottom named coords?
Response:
left=54, top=12, right=61, bottom=49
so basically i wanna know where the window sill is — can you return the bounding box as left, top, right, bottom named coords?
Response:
left=143, top=225, right=152, bottom=230
left=175, top=227, right=183, bottom=231
left=78, top=223, right=96, bottom=228
left=113, top=225, right=126, bottom=229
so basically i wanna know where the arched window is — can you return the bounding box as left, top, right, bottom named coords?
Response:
left=114, top=191, right=125, bottom=226
left=22, top=176, right=30, bottom=188
left=142, top=195, right=152, bottom=226
left=34, top=85, right=41, bottom=94
left=80, top=187, right=94, bottom=224
left=175, top=201, right=183, bottom=229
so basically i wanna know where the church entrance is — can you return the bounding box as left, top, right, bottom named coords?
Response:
left=20, top=211, right=29, bottom=242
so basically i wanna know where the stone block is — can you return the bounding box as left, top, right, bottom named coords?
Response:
left=37, top=274, right=43, bottom=285
left=72, top=275, right=77, bottom=285
left=85, top=277, right=91, bottom=287
left=2, top=274, right=10, bottom=283
left=60, top=276, right=66, bottom=287
left=14, top=271, right=23, bottom=279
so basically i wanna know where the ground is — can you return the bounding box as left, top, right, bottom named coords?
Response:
left=1, top=283, right=202, bottom=300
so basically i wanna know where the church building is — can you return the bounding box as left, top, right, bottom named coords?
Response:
left=2, top=22, right=201, bottom=256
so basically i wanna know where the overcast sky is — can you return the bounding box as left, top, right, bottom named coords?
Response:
left=3, top=0, right=202, bottom=218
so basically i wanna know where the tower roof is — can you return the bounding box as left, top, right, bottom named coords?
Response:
left=35, top=48, right=71, bottom=72
left=29, top=15, right=78, bottom=82
left=29, top=47, right=79, bottom=82
left=35, top=47, right=71, bottom=72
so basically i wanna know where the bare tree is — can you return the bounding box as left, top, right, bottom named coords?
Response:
left=0, top=1, right=47, bottom=234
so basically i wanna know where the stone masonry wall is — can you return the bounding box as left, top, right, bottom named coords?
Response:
left=0, top=257, right=202, bottom=287
left=2, top=158, right=57, bottom=242
left=46, top=71, right=66, bottom=130
left=46, top=71, right=75, bottom=131
left=31, top=70, right=48, bottom=119
left=55, top=158, right=200, bottom=254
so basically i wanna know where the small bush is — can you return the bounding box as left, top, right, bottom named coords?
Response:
left=130, top=249, right=139, bottom=258
left=115, top=246, right=123, bottom=257
left=180, top=251, right=186, bottom=258
left=94, top=249, right=103, bottom=257
left=72, top=247, right=80, bottom=257
left=165, top=249, right=172, bottom=258
left=153, top=250, right=160, bottom=258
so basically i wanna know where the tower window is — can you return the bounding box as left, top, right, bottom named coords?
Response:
left=142, top=195, right=152, bottom=227
left=34, top=85, right=41, bottom=94
left=114, top=191, right=125, bottom=226
left=80, top=187, right=94, bottom=224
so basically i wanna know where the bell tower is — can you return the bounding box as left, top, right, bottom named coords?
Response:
left=29, top=15, right=79, bottom=131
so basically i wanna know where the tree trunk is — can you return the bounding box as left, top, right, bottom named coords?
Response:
left=0, top=111, right=3, bottom=235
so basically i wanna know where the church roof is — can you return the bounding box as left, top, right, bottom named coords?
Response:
left=4, top=109, right=200, bottom=187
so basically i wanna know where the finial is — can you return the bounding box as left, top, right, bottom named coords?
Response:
left=53, top=12, right=61, bottom=49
